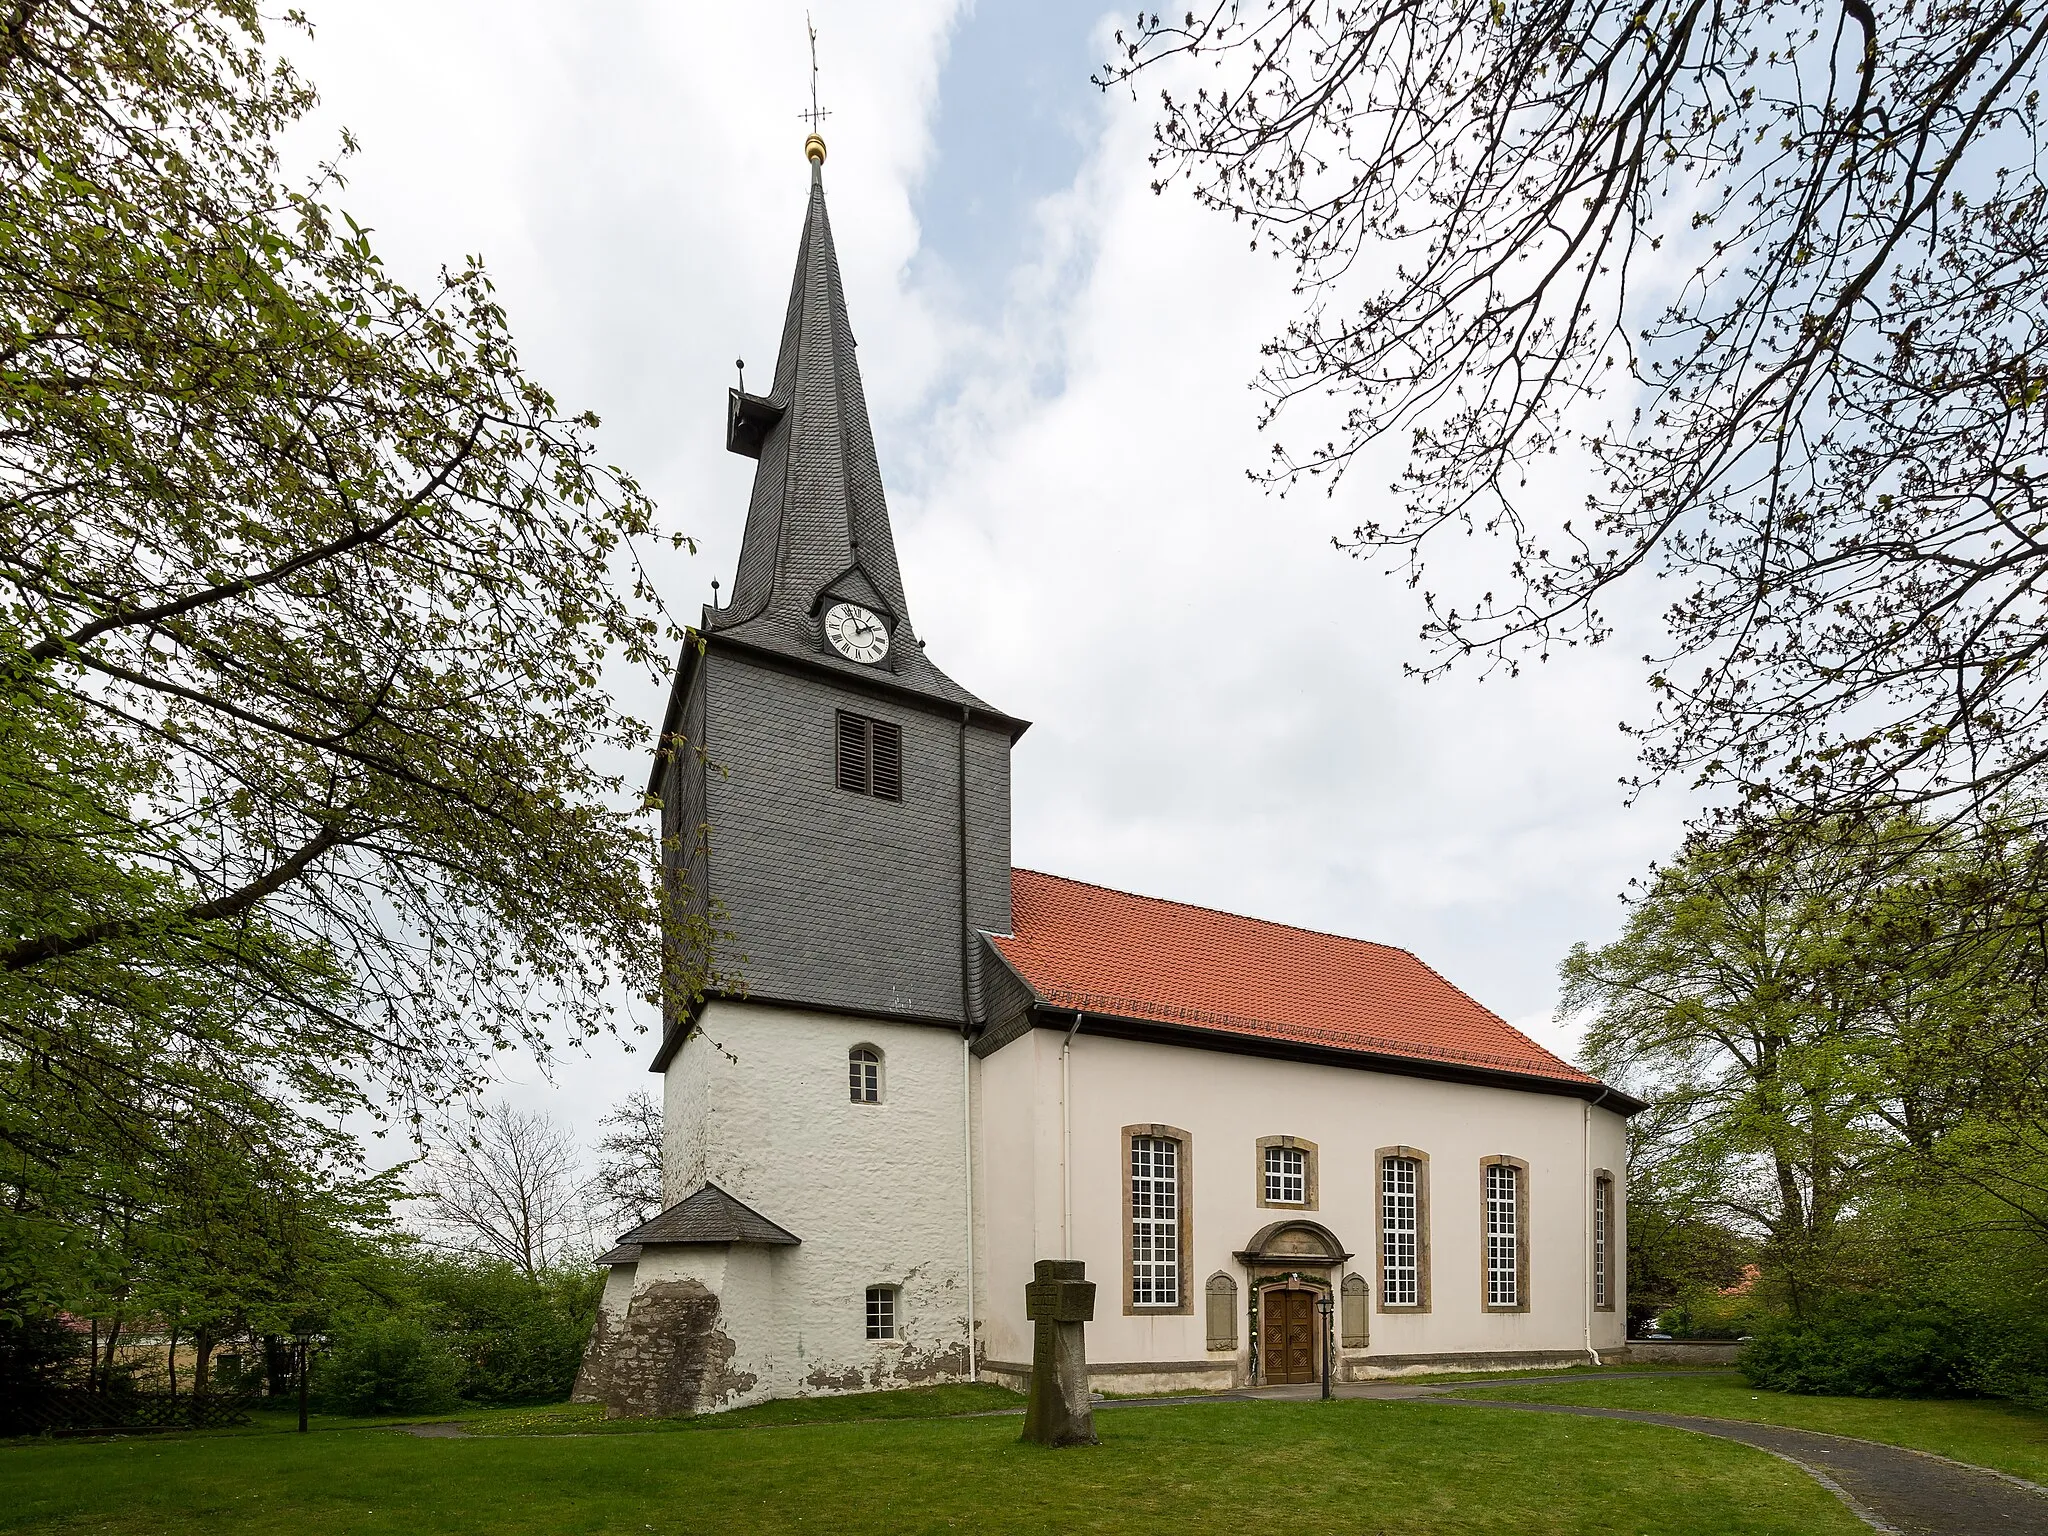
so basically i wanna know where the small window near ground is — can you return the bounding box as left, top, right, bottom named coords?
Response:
left=865, top=1286, right=897, bottom=1340
left=848, top=1045, right=881, bottom=1104
left=1264, top=1145, right=1306, bottom=1205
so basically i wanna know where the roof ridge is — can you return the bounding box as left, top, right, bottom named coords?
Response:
left=1012, top=866, right=1421, bottom=962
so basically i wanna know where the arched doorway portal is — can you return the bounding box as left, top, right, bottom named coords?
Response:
left=1236, top=1219, right=1352, bottom=1386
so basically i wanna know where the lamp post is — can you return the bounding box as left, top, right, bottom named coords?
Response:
left=1318, top=1290, right=1335, bottom=1401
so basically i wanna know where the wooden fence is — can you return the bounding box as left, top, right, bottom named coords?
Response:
left=14, top=1389, right=257, bottom=1436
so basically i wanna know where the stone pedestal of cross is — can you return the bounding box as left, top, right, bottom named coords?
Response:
left=1021, top=1258, right=1098, bottom=1447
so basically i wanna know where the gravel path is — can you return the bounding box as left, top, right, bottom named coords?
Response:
left=1394, top=1385, right=2048, bottom=1535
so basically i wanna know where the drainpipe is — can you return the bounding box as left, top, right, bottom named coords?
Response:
left=1061, top=1011, right=1082, bottom=1260
left=957, top=707, right=977, bottom=1381
left=963, top=1033, right=976, bottom=1381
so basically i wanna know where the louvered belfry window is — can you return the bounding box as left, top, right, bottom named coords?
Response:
left=835, top=711, right=902, bottom=801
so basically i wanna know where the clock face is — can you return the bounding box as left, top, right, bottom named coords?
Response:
left=823, top=601, right=890, bottom=664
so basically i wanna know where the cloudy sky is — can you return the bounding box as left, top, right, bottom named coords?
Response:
left=287, top=1, right=1692, bottom=1153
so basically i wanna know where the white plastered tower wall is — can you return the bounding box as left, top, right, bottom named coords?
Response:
left=976, top=1027, right=1629, bottom=1388
left=650, top=999, right=977, bottom=1409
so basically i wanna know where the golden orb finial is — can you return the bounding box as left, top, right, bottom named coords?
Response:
left=805, top=133, right=827, bottom=165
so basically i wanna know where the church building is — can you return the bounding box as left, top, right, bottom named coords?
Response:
left=574, top=134, right=1642, bottom=1419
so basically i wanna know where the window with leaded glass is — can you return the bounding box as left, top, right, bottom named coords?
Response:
left=1263, top=1144, right=1305, bottom=1205
left=848, top=1046, right=881, bottom=1104
left=865, top=1286, right=897, bottom=1340
left=1130, top=1136, right=1180, bottom=1307
left=1382, top=1156, right=1420, bottom=1306
left=1593, top=1174, right=1612, bottom=1309
left=1486, top=1162, right=1520, bottom=1308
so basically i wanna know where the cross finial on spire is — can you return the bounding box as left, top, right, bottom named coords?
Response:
left=800, top=13, right=830, bottom=162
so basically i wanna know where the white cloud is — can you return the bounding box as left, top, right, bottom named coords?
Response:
left=289, top=1, right=1687, bottom=1154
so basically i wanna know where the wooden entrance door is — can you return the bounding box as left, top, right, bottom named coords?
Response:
left=1264, top=1289, right=1318, bottom=1384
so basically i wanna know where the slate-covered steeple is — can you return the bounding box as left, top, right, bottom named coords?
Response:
left=710, top=147, right=989, bottom=714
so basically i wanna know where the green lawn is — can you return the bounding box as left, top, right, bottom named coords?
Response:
left=462, top=1381, right=1024, bottom=1434
left=0, top=1396, right=1866, bottom=1535
left=1466, top=1372, right=2048, bottom=1485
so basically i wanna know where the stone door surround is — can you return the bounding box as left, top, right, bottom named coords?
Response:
left=1260, top=1283, right=1320, bottom=1385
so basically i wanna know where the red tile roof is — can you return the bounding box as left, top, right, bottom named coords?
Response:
left=989, top=869, right=1600, bottom=1090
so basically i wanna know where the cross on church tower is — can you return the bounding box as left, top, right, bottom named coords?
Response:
left=800, top=14, right=831, bottom=163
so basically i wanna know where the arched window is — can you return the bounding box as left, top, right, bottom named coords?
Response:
left=848, top=1046, right=882, bottom=1104
left=1205, top=1273, right=1239, bottom=1351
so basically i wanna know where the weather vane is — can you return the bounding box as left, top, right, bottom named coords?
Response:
left=801, top=13, right=830, bottom=163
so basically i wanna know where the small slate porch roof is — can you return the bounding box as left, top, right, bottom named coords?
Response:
left=612, top=1183, right=801, bottom=1248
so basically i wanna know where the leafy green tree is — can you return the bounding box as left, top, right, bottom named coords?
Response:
left=1560, top=816, right=2036, bottom=1307
left=316, top=1314, right=462, bottom=1417
left=0, top=0, right=714, bottom=1359
left=0, top=0, right=703, bottom=1146
left=414, top=1256, right=600, bottom=1405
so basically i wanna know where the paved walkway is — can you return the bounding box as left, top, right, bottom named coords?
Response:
left=1221, top=1375, right=2048, bottom=1535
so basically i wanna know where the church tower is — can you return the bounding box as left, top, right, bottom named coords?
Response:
left=578, top=135, right=1025, bottom=1417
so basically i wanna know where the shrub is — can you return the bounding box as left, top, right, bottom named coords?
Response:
left=0, top=1304, right=87, bottom=1435
left=414, top=1258, right=601, bottom=1405
left=1742, top=1296, right=1981, bottom=1398
left=316, top=1315, right=461, bottom=1416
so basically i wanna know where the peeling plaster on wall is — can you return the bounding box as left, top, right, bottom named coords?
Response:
left=648, top=1000, right=977, bottom=1406
left=571, top=1261, right=640, bottom=1403
left=592, top=1277, right=754, bottom=1419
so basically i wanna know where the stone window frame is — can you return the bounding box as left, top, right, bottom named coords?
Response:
left=1204, top=1271, right=1239, bottom=1351
left=848, top=1044, right=884, bottom=1105
left=1123, top=1123, right=1195, bottom=1317
left=1340, top=1273, right=1370, bottom=1348
left=1593, top=1169, right=1617, bottom=1312
left=864, top=1284, right=900, bottom=1341
left=1480, top=1154, right=1532, bottom=1314
left=1375, top=1146, right=1432, bottom=1313
left=1254, top=1135, right=1319, bottom=1210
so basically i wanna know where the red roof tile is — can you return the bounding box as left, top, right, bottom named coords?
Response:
left=990, top=869, right=1599, bottom=1089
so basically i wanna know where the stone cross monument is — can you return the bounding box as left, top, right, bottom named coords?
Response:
left=1021, top=1258, right=1098, bottom=1447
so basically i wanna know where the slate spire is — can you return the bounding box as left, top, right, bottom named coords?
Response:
left=718, top=151, right=912, bottom=642
left=708, top=143, right=997, bottom=716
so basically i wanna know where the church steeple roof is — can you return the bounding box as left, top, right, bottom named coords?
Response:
left=705, top=150, right=1002, bottom=720
left=720, top=154, right=907, bottom=633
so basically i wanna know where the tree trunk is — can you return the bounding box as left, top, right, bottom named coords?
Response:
left=99, top=1313, right=123, bottom=1392
left=167, top=1322, right=178, bottom=1399
left=193, top=1329, right=215, bottom=1394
